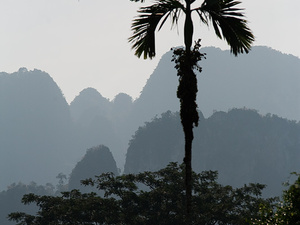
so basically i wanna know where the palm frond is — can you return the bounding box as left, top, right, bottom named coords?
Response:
left=197, top=0, right=254, bottom=56
left=130, top=0, right=146, bottom=2
left=129, top=0, right=184, bottom=59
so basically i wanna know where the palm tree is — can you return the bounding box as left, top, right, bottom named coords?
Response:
left=129, top=0, right=254, bottom=223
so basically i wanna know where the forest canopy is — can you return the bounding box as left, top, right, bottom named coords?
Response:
left=8, top=163, right=273, bottom=225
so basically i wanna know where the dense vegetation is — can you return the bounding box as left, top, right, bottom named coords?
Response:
left=8, top=163, right=273, bottom=225
left=0, top=145, right=117, bottom=225
left=253, top=173, right=300, bottom=224
left=125, top=109, right=300, bottom=197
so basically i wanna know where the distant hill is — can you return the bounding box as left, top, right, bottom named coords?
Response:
left=0, top=68, right=73, bottom=190
left=70, top=87, right=111, bottom=123
left=69, top=89, right=133, bottom=168
left=0, top=69, right=132, bottom=190
left=134, top=46, right=300, bottom=124
left=0, top=182, right=55, bottom=225
left=124, top=109, right=300, bottom=197
left=69, top=88, right=118, bottom=162
left=71, top=46, right=300, bottom=170
left=0, top=47, right=299, bottom=219
left=67, top=45, right=300, bottom=167
left=0, top=45, right=299, bottom=190
left=68, top=145, right=119, bottom=193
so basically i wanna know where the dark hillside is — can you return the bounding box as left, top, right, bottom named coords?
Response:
left=124, top=109, right=300, bottom=197
left=68, top=145, right=119, bottom=193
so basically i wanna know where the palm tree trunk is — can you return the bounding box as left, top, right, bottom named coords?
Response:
left=179, top=68, right=198, bottom=224
left=182, top=1, right=196, bottom=224
left=184, top=0, right=193, bottom=54
left=183, top=112, right=194, bottom=225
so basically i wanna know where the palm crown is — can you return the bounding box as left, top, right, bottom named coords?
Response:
left=129, top=0, right=254, bottom=59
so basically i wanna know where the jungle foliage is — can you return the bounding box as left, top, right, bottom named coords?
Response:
left=252, top=173, right=300, bottom=225
left=9, top=163, right=272, bottom=225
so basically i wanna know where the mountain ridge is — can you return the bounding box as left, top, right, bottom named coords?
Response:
left=0, top=45, right=299, bottom=190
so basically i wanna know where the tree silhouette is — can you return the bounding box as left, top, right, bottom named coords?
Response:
left=129, top=0, right=254, bottom=223
left=8, top=163, right=271, bottom=225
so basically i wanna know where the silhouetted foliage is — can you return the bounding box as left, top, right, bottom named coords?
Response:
left=9, top=163, right=272, bottom=225
left=0, top=146, right=117, bottom=225
left=252, top=173, right=300, bottom=224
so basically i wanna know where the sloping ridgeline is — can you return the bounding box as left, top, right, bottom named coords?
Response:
left=69, top=89, right=134, bottom=169
left=0, top=45, right=299, bottom=193
left=0, top=68, right=73, bottom=189
left=133, top=46, right=300, bottom=124
left=68, top=145, right=119, bottom=193
left=124, top=109, right=300, bottom=197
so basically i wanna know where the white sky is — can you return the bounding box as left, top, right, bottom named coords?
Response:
left=0, top=0, right=299, bottom=103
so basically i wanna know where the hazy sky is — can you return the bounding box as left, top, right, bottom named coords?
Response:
left=0, top=0, right=299, bottom=103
